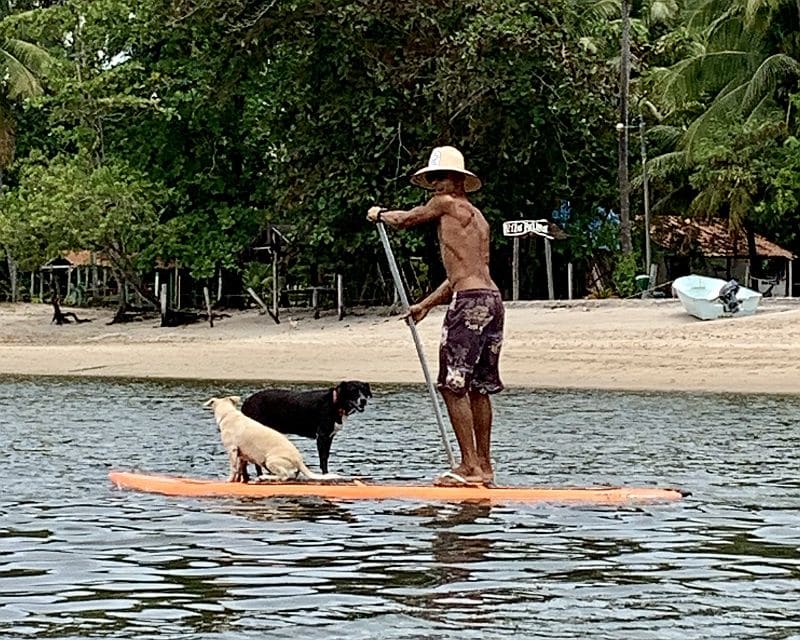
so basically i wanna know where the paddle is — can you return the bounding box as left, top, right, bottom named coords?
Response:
left=375, top=221, right=456, bottom=469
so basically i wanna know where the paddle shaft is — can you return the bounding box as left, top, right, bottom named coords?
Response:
left=376, top=222, right=456, bottom=468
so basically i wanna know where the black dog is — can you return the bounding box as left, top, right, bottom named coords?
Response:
left=240, top=380, right=372, bottom=474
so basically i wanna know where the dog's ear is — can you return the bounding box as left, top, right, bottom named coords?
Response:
left=227, top=395, right=241, bottom=406
left=363, top=382, right=372, bottom=397
left=203, top=398, right=217, bottom=408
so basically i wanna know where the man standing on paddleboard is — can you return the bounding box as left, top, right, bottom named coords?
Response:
left=367, top=145, right=504, bottom=486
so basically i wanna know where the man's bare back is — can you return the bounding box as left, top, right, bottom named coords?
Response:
left=433, top=194, right=497, bottom=292
left=367, top=190, right=497, bottom=295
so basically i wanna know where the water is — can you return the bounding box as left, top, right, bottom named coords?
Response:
left=1, top=376, right=799, bottom=639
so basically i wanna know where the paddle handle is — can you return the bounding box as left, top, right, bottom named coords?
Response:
left=376, top=222, right=456, bottom=469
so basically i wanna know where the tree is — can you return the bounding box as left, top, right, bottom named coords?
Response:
left=1, top=153, right=168, bottom=321
left=0, top=14, right=56, bottom=300
left=643, top=0, right=800, bottom=267
left=5, top=0, right=625, bottom=303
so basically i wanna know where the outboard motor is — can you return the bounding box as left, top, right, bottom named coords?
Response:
left=718, top=279, right=740, bottom=314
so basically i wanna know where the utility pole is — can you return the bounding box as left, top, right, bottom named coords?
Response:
left=639, top=115, right=651, bottom=271
left=618, top=0, right=633, bottom=255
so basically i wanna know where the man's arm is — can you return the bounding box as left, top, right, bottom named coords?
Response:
left=367, top=197, right=449, bottom=229
left=418, top=279, right=453, bottom=308
left=404, top=279, right=452, bottom=324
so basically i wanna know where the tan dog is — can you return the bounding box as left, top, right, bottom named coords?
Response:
left=204, top=396, right=339, bottom=482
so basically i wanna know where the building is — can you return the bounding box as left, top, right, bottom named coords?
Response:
left=651, top=216, right=796, bottom=296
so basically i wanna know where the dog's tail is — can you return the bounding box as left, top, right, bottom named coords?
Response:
left=297, top=461, right=340, bottom=482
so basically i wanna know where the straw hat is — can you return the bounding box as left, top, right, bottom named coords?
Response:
left=410, top=146, right=482, bottom=193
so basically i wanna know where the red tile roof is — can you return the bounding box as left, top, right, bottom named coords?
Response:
left=651, top=216, right=795, bottom=259
left=63, top=251, right=111, bottom=266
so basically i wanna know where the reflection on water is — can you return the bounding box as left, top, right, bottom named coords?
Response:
left=1, top=376, right=799, bottom=639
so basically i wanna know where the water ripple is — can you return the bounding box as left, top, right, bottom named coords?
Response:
left=0, top=378, right=799, bottom=639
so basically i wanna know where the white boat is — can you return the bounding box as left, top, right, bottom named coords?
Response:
left=672, top=274, right=762, bottom=320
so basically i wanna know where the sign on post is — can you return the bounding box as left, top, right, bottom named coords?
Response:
left=503, top=219, right=556, bottom=301
left=502, top=219, right=553, bottom=239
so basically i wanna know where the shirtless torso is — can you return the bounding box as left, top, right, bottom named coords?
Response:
left=373, top=188, right=497, bottom=297
left=434, top=194, right=497, bottom=292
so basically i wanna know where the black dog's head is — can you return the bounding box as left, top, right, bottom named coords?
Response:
left=335, top=380, right=372, bottom=418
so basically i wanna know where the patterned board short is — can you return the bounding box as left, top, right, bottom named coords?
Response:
left=437, top=289, right=505, bottom=396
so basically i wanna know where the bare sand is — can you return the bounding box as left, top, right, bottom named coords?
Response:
left=1, top=299, right=798, bottom=394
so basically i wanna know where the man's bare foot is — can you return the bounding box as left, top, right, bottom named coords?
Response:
left=433, top=464, right=485, bottom=486
left=434, top=471, right=484, bottom=486
left=454, top=463, right=485, bottom=479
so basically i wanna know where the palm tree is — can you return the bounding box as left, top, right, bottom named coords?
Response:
left=644, top=0, right=800, bottom=275
left=650, top=0, right=800, bottom=163
left=0, top=32, right=54, bottom=300
left=0, top=36, right=53, bottom=180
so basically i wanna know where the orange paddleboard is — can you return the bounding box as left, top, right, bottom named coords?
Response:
left=109, top=471, right=684, bottom=505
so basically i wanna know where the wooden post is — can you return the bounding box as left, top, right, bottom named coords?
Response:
left=567, top=262, right=573, bottom=300
left=203, top=286, right=213, bottom=328
left=30, top=272, right=35, bottom=300
left=217, top=269, right=223, bottom=302
left=160, top=283, right=168, bottom=317
left=271, top=243, right=279, bottom=322
left=544, top=237, right=554, bottom=300
left=154, top=271, right=160, bottom=300
left=337, top=273, right=344, bottom=321
left=312, top=287, right=320, bottom=319
left=91, top=253, right=98, bottom=298
left=649, top=263, right=658, bottom=289
left=8, top=257, right=16, bottom=302
left=247, top=286, right=279, bottom=323
left=512, top=236, right=520, bottom=301
left=247, top=286, right=267, bottom=313
left=66, top=267, right=73, bottom=295
left=789, top=259, right=794, bottom=298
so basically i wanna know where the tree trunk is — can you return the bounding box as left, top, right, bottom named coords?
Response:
left=108, top=266, right=129, bottom=324
left=4, top=246, right=17, bottom=302
left=50, top=286, right=91, bottom=325
left=107, top=263, right=160, bottom=323
left=618, top=0, right=633, bottom=255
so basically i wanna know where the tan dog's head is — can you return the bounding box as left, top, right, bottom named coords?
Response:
left=203, top=396, right=241, bottom=416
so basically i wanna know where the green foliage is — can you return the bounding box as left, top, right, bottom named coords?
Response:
left=639, top=0, right=800, bottom=260
left=753, top=133, right=800, bottom=248
left=612, top=250, right=642, bottom=297
left=0, top=151, right=168, bottom=277
left=5, top=0, right=797, bottom=305
left=242, top=261, right=273, bottom=301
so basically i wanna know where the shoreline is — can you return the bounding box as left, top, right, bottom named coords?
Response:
left=1, top=299, right=799, bottom=395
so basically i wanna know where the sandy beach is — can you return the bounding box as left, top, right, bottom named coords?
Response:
left=1, top=299, right=799, bottom=394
